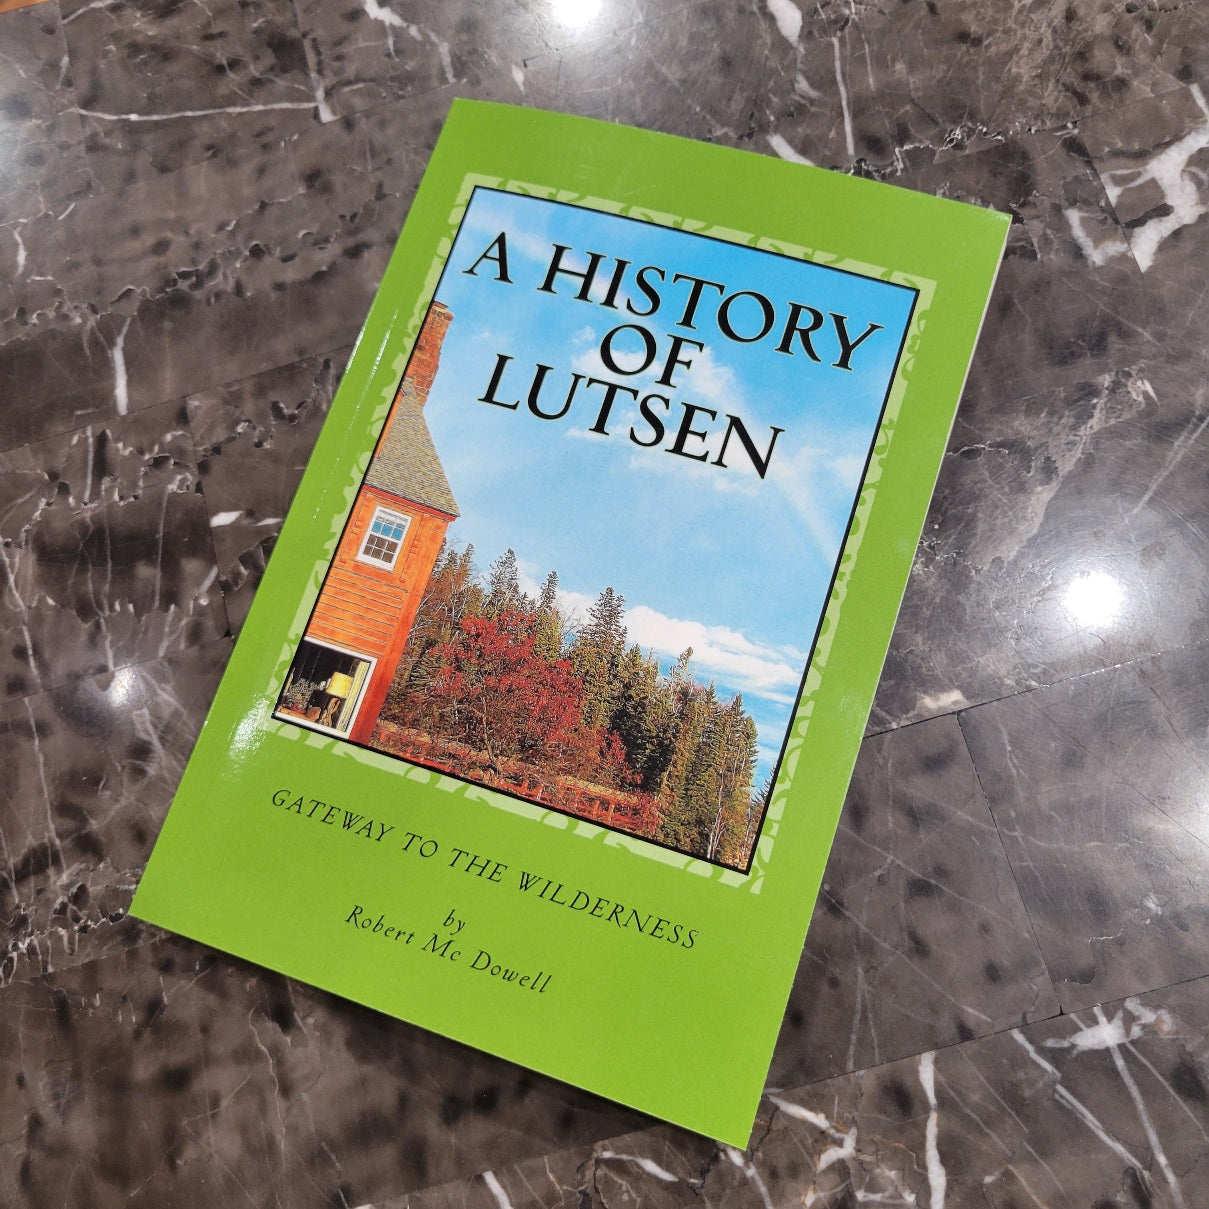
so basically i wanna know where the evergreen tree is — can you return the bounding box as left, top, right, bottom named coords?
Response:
left=538, top=569, right=558, bottom=612
left=667, top=646, right=695, bottom=697
left=680, top=681, right=724, bottom=853
left=706, top=697, right=760, bottom=863
left=483, top=548, right=532, bottom=619
left=650, top=650, right=760, bottom=864
left=567, top=586, right=627, bottom=731
left=657, top=668, right=713, bottom=853
left=533, top=569, right=566, bottom=661
left=609, top=644, right=673, bottom=788
left=386, top=541, right=481, bottom=726
left=733, top=770, right=776, bottom=867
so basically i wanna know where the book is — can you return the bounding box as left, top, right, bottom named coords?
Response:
left=131, top=101, right=1009, bottom=1146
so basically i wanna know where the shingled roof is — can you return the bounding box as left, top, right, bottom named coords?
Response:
left=365, top=381, right=460, bottom=518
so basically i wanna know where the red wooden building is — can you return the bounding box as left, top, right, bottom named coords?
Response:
left=276, top=302, right=458, bottom=744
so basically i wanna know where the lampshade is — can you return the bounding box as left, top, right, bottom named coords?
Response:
left=326, top=672, right=354, bottom=698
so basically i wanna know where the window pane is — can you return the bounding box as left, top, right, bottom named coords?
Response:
left=361, top=509, right=408, bottom=566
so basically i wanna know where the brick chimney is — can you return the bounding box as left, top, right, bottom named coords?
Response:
left=407, top=301, right=454, bottom=404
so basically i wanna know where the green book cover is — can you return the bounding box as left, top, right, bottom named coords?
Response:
left=132, top=101, right=1008, bottom=1146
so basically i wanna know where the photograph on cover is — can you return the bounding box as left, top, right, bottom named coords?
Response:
left=275, top=187, right=917, bottom=871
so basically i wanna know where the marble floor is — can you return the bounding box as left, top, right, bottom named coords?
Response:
left=2, top=1, right=1209, bottom=1206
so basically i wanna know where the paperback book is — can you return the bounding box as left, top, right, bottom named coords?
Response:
left=132, top=101, right=1009, bottom=1145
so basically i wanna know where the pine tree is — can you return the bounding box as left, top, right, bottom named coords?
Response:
left=650, top=651, right=760, bottom=863
left=680, top=681, right=724, bottom=853
left=656, top=664, right=713, bottom=853
left=386, top=541, right=481, bottom=727
left=609, top=644, right=670, bottom=787
left=706, top=697, right=760, bottom=863
left=483, top=548, right=532, bottom=619
left=533, top=569, right=567, bottom=661
left=734, top=768, right=775, bottom=868
left=567, top=586, right=627, bottom=731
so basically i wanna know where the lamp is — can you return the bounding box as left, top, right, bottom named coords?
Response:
left=326, top=672, right=354, bottom=699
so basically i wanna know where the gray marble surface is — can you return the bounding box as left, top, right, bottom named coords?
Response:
left=2, top=0, right=1208, bottom=1205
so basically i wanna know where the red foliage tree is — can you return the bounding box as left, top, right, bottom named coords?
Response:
left=432, top=611, right=628, bottom=784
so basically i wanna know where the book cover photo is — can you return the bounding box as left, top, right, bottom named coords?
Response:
left=131, top=101, right=1009, bottom=1146
left=275, top=185, right=918, bottom=872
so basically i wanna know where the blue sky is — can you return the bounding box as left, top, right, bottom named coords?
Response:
left=419, top=188, right=916, bottom=777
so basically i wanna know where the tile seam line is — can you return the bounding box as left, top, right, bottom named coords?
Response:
left=289, top=960, right=1209, bottom=1200
left=770, top=967, right=1209, bottom=1098
left=958, top=654, right=1209, bottom=865
left=954, top=705, right=1062, bottom=1015
left=868, top=631, right=1209, bottom=740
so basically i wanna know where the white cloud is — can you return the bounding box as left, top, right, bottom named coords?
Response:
left=564, top=425, right=606, bottom=443
left=678, top=342, right=742, bottom=411
left=623, top=604, right=802, bottom=704
left=565, top=338, right=769, bottom=494
left=570, top=334, right=619, bottom=379
left=515, top=559, right=596, bottom=624
left=765, top=439, right=872, bottom=559
left=559, top=588, right=596, bottom=627
left=571, top=335, right=742, bottom=409
left=829, top=452, right=868, bottom=492
left=515, top=560, right=802, bottom=706
left=513, top=558, right=544, bottom=601
left=756, top=744, right=782, bottom=771
left=457, top=204, right=553, bottom=272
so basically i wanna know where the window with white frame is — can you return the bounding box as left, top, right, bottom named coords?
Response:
left=358, top=506, right=411, bottom=569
